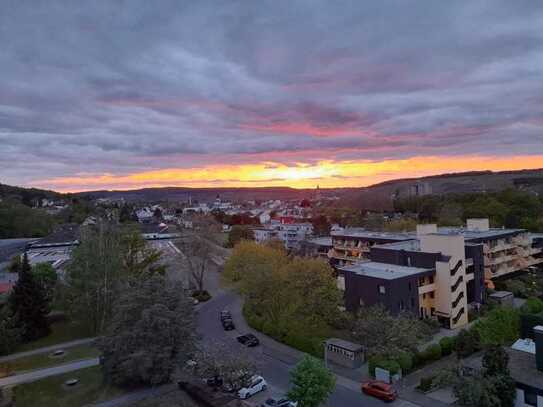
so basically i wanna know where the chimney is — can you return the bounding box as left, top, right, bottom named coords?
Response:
left=534, top=325, right=543, bottom=371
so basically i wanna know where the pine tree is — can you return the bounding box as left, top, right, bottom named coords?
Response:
left=9, top=253, right=50, bottom=341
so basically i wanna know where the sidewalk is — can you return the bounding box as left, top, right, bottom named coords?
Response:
left=0, top=337, right=97, bottom=363
left=0, top=357, right=99, bottom=387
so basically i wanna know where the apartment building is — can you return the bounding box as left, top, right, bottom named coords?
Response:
left=341, top=224, right=481, bottom=329
left=329, top=228, right=414, bottom=266
left=253, top=222, right=313, bottom=250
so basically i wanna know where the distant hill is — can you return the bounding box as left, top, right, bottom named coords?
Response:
left=341, top=168, right=543, bottom=210
left=0, top=183, right=64, bottom=206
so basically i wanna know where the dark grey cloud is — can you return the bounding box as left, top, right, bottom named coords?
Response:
left=1, top=0, right=543, bottom=187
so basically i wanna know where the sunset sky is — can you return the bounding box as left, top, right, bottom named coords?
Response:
left=1, top=1, right=543, bottom=192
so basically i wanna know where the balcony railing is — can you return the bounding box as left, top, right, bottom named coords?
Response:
left=450, top=260, right=463, bottom=277
left=452, top=291, right=465, bottom=309
left=452, top=307, right=465, bottom=325
left=451, top=276, right=463, bottom=292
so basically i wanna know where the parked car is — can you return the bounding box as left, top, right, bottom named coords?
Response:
left=237, top=333, right=260, bottom=347
left=220, top=310, right=232, bottom=321
left=222, top=318, right=235, bottom=331
left=361, top=380, right=397, bottom=402
left=238, top=375, right=267, bottom=399
left=261, top=396, right=298, bottom=406
left=205, top=376, right=223, bottom=388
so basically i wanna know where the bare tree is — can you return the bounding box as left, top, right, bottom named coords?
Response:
left=179, top=236, right=212, bottom=293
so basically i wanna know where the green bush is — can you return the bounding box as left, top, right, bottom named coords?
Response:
left=417, top=376, right=435, bottom=392
left=439, top=337, right=455, bottom=356
left=521, top=297, right=543, bottom=314
left=395, top=351, right=414, bottom=373
left=473, top=307, right=520, bottom=347
left=368, top=356, right=401, bottom=377
left=421, top=344, right=442, bottom=362
left=455, top=328, right=481, bottom=358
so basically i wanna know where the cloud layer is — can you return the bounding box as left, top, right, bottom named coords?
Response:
left=1, top=1, right=542, bottom=191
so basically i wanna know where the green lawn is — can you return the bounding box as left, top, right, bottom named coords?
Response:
left=13, top=366, right=126, bottom=407
left=17, top=320, right=94, bottom=352
left=6, top=344, right=99, bottom=373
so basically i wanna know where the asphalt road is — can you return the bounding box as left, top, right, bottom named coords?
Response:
left=196, top=289, right=419, bottom=407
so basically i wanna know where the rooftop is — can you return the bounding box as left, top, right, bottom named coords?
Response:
left=373, top=239, right=421, bottom=251
left=340, top=261, right=432, bottom=280
left=436, top=226, right=525, bottom=241
left=331, top=228, right=415, bottom=241
left=326, top=338, right=363, bottom=352
left=307, top=236, right=333, bottom=247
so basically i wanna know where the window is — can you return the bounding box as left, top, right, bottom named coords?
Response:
left=408, top=282, right=412, bottom=291
left=378, top=285, right=386, bottom=294
left=422, top=293, right=426, bottom=299
left=524, top=388, right=537, bottom=406
left=429, top=292, right=435, bottom=299
left=407, top=257, right=412, bottom=267
left=431, top=307, right=435, bottom=316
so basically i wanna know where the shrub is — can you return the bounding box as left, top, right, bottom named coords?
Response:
left=455, top=328, right=481, bottom=358
left=368, top=356, right=401, bottom=377
left=417, top=376, right=435, bottom=392
left=421, top=344, right=442, bottom=362
left=395, top=352, right=414, bottom=373
left=521, top=297, right=543, bottom=314
left=439, top=337, right=455, bottom=356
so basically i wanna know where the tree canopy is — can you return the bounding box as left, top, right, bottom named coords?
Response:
left=287, top=355, right=335, bottom=407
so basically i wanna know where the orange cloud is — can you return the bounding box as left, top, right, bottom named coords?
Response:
left=33, top=155, right=543, bottom=192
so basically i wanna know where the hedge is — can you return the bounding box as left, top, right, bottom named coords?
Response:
left=368, top=356, right=401, bottom=377
left=396, top=352, right=414, bottom=373
left=439, top=337, right=455, bottom=356
left=420, top=343, right=442, bottom=362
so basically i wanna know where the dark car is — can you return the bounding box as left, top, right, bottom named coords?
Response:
left=262, top=397, right=298, bottom=406
left=205, top=376, right=224, bottom=388
left=222, top=318, right=235, bottom=331
left=237, top=333, right=260, bottom=347
left=220, top=310, right=232, bottom=321
left=361, top=380, right=397, bottom=402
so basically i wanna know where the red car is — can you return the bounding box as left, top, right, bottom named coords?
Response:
left=361, top=380, right=397, bottom=402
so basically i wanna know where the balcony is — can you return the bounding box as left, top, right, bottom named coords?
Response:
left=418, top=283, right=436, bottom=295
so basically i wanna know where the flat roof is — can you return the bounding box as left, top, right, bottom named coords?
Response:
left=331, top=228, right=415, bottom=241
left=436, top=226, right=525, bottom=241
left=307, top=237, right=332, bottom=246
left=326, top=338, right=363, bottom=352
left=340, top=261, right=432, bottom=280
left=373, top=239, right=421, bottom=251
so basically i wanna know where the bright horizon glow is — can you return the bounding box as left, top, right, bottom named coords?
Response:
left=33, top=155, right=543, bottom=193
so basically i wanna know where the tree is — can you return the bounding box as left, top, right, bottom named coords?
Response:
left=178, top=236, right=212, bottom=293
left=120, top=227, right=165, bottom=276
left=226, top=225, right=254, bottom=248
left=9, top=253, right=50, bottom=341
left=311, top=215, right=330, bottom=236
left=32, top=262, right=57, bottom=301
left=483, top=345, right=509, bottom=377
left=287, top=355, right=335, bottom=407
left=191, top=342, right=258, bottom=391
left=7, top=255, right=21, bottom=273
left=0, top=307, right=22, bottom=355
left=352, top=304, right=430, bottom=357
left=119, top=204, right=134, bottom=223
left=474, top=307, right=520, bottom=347
left=153, top=207, right=163, bottom=220
left=66, top=222, right=124, bottom=334
left=454, top=371, right=501, bottom=407
left=97, top=276, right=196, bottom=386
left=455, top=328, right=481, bottom=358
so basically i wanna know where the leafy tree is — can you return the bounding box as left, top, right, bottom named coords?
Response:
left=120, top=228, right=165, bottom=276
left=482, top=345, right=509, bottom=377
left=0, top=308, right=22, bottom=355
left=352, top=304, right=430, bottom=357
left=119, top=204, right=134, bottom=223
left=474, top=307, right=520, bottom=347
left=454, top=371, right=501, bottom=407
left=66, top=222, right=124, bottom=334
left=287, top=355, right=335, bottom=407
left=32, top=262, right=58, bottom=301
left=311, top=215, right=331, bottom=236
left=97, top=276, right=196, bottom=386
left=7, top=255, right=21, bottom=273
left=226, top=225, right=254, bottom=248
left=521, top=297, right=543, bottom=314
left=455, top=328, right=481, bottom=358
left=9, top=253, right=50, bottom=341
